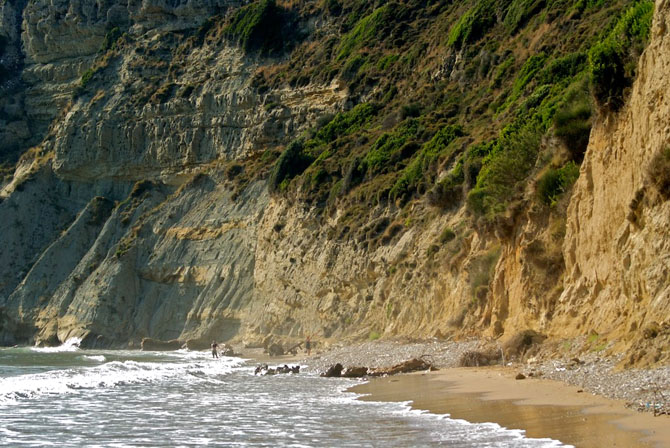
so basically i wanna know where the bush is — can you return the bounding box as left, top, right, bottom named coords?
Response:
left=439, top=227, right=456, bottom=244
left=337, top=3, right=409, bottom=61
left=447, top=0, right=497, bottom=50
left=469, top=246, right=500, bottom=299
left=553, top=78, right=592, bottom=160
left=315, top=103, right=378, bottom=143
left=588, top=0, right=654, bottom=109
left=504, top=0, right=545, bottom=33
left=467, top=121, right=542, bottom=218
left=390, top=125, right=464, bottom=202
left=427, top=162, right=464, bottom=208
left=363, top=119, right=420, bottom=174
left=536, top=161, right=580, bottom=205
left=338, top=5, right=389, bottom=60
left=224, top=0, right=286, bottom=55
left=589, top=39, right=626, bottom=107
left=498, top=53, right=548, bottom=112
left=268, top=140, right=314, bottom=193
left=647, top=146, right=670, bottom=199
left=101, top=27, right=123, bottom=52
left=80, top=67, right=100, bottom=88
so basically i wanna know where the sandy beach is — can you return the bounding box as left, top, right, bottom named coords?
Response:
left=241, top=339, right=670, bottom=447
left=351, top=368, right=670, bottom=447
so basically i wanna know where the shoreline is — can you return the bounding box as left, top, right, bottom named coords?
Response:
left=282, top=339, right=669, bottom=447
left=350, top=367, right=670, bottom=447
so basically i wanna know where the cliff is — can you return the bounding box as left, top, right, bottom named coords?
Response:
left=0, top=0, right=667, bottom=364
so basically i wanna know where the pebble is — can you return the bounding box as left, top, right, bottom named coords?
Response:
left=302, top=339, right=669, bottom=416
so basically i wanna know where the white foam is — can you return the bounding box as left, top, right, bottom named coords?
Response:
left=339, top=388, right=572, bottom=447
left=0, top=353, right=243, bottom=404
left=30, top=337, right=82, bottom=353
left=81, top=355, right=106, bottom=362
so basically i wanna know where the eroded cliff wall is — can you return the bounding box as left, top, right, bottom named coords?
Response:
left=0, top=0, right=667, bottom=363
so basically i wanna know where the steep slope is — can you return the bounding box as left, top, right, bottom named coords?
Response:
left=558, top=2, right=670, bottom=366
left=0, top=0, right=666, bottom=365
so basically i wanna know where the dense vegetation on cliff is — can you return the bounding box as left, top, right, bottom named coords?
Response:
left=1, top=0, right=665, bottom=358
left=219, top=0, right=653, bottom=230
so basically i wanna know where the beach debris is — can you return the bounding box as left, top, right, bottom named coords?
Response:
left=285, top=341, right=304, bottom=355
left=515, top=373, right=526, bottom=380
left=320, top=357, right=433, bottom=378
left=502, top=330, right=547, bottom=360
left=369, top=358, right=431, bottom=376
left=254, top=364, right=300, bottom=375
left=321, top=363, right=344, bottom=377
left=342, top=366, right=369, bottom=378
left=458, top=349, right=501, bottom=367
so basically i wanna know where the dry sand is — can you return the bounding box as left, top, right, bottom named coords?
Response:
left=351, top=367, right=670, bottom=448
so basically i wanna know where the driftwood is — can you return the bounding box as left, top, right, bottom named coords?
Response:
left=321, top=357, right=433, bottom=378
left=368, top=358, right=431, bottom=376
left=285, top=341, right=304, bottom=355
left=342, top=366, right=369, bottom=378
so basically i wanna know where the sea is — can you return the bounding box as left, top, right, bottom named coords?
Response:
left=0, top=339, right=570, bottom=447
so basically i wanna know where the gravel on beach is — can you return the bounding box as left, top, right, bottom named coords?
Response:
left=298, top=339, right=670, bottom=416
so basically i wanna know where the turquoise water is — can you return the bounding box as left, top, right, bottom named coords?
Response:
left=0, top=340, right=570, bottom=447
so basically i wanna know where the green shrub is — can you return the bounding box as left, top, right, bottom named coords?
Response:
left=498, top=53, right=548, bottom=112
left=80, top=66, right=100, bottom=89
left=224, top=0, right=285, bottom=55
left=448, top=0, right=497, bottom=50
left=469, top=246, right=500, bottom=299
left=589, top=39, right=626, bottom=107
left=338, top=5, right=389, bottom=60
left=538, top=52, right=587, bottom=85
left=427, top=161, right=465, bottom=208
left=268, top=140, right=314, bottom=193
left=363, top=119, right=420, bottom=173
left=101, top=27, right=123, bottom=52
left=377, top=54, right=399, bottom=71
left=504, top=0, right=545, bottom=33
left=467, top=120, right=542, bottom=218
left=315, top=103, right=378, bottom=143
left=536, top=161, right=580, bottom=205
left=439, top=227, right=456, bottom=244
left=390, top=125, right=464, bottom=202
left=588, top=0, right=654, bottom=108
left=646, top=146, right=670, bottom=199
left=553, top=78, right=592, bottom=160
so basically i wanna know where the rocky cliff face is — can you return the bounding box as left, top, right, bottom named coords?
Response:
left=0, top=0, right=668, bottom=363
left=557, top=1, right=670, bottom=365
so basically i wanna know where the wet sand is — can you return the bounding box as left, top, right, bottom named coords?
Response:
left=350, top=367, right=670, bottom=448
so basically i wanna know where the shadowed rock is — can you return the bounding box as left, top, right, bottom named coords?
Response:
left=321, top=363, right=344, bottom=377
left=141, top=338, right=182, bottom=351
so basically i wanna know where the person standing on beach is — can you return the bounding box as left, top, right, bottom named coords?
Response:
left=211, top=341, right=219, bottom=359
left=305, top=336, right=311, bottom=356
